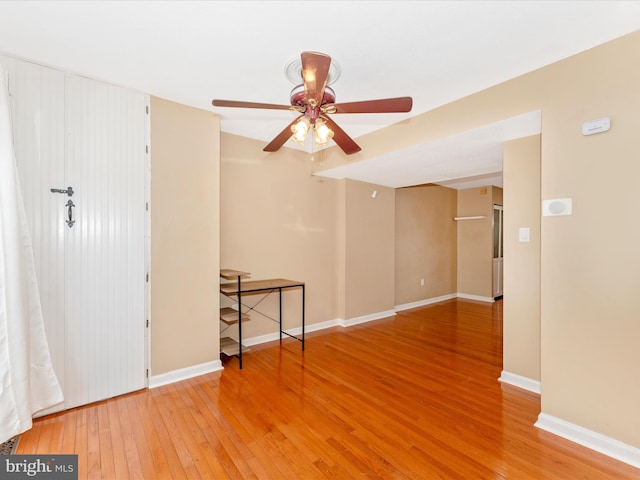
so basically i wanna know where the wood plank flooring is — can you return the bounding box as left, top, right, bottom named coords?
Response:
left=17, top=299, right=640, bottom=479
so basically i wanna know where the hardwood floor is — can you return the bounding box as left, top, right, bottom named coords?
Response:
left=17, top=299, right=640, bottom=479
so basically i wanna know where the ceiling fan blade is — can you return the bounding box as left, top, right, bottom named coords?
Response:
left=321, top=115, right=361, bottom=155
left=263, top=115, right=304, bottom=152
left=329, top=96, right=413, bottom=114
left=301, top=52, right=331, bottom=107
left=212, top=99, right=292, bottom=110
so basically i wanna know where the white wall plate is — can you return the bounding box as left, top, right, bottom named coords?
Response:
left=582, top=117, right=610, bottom=136
left=542, top=198, right=572, bottom=216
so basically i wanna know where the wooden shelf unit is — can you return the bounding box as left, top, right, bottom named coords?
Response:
left=219, top=336, right=249, bottom=357
left=220, top=269, right=251, bottom=369
left=219, top=307, right=250, bottom=324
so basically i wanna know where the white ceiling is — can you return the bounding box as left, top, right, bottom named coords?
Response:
left=1, top=1, right=640, bottom=189
left=315, top=110, right=541, bottom=188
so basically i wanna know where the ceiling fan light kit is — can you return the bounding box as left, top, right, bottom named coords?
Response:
left=314, top=118, right=334, bottom=145
left=212, top=51, right=413, bottom=155
left=291, top=116, right=311, bottom=146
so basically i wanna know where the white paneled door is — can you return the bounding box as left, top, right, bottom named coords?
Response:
left=3, top=56, right=148, bottom=412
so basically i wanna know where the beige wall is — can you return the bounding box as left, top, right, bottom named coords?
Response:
left=219, top=133, right=339, bottom=336
left=341, top=179, right=395, bottom=319
left=336, top=179, right=346, bottom=318
left=314, top=30, right=640, bottom=448
left=538, top=36, right=640, bottom=446
left=395, top=185, right=457, bottom=305
left=493, top=187, right=503, bottom=206
left=150, top=97, right=220, bottom=375
left=456, top=187, right=494, bottom=298
left=503, top=135, right=541, bottom=381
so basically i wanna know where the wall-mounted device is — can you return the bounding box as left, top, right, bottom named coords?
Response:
left=542, top=198, right=572, bottom=216
left=582, top=117, right=610, bottom=136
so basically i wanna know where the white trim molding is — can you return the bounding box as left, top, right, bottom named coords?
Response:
left=149, top=360, right=223, bottom=389
left=395, top=294, right=457, bottom=312
left=244, top=310, right=397, bottom=347
left=535, top=413, right=640, bottom=469
left=454, top=215, right=486, bottom=221
left=341, top=310, right=396, bottom=327
left=244, top=318, right=344, bottom=346
left=498, top=371, right=541, bottom=394
left=456, top=293, right=495, bottom=303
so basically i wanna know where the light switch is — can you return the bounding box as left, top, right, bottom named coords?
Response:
left=519, top=227, right=530, bottom=242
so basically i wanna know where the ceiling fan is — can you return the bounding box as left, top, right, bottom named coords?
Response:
left=212, top=51, right=413, bottom=155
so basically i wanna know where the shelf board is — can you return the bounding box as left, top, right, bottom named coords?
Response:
left=220, top=337, right=250, bottom=357
left=220, top=269, right=250, bottom=280
left=220, top=307, right=250, bottom=324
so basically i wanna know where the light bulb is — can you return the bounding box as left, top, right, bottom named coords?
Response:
left=291, top=117, right=310, bottom=146
left=314, top=118, right=334, bottom=145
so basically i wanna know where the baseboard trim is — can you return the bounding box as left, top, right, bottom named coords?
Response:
left=395, top=294, right=458, bottom=312
left=245, top=296, right=494, bottom=348
left=341, top=310, right=396, bottom=327
left=535, top=413, right=640, bottom=469
left=149, top=360, right=223, bottom=389
left=456, top=293, right=495, bottom=303
left=243, top=318, right=344, bottom=346
left=498, top=371, right=541, bottom=394
left=243, top=310, right=397, bottom=346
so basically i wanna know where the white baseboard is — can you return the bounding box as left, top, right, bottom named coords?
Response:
left=245, top=295, right=493, bottom=348
left=535, top=413, right=640, bottom=469
left=395, top=294, right=457, bottom=312
left=149, top=359, right=223, bottom=389
left=244, top=310, right=396, bottom=347
left=341, top=309, right=396, bottom=327
left=243, top=318, right=343, bottom=346
left=498, top=371, right=541, bottom=394
left=247, top=296, right=495, bottom=347
left=306, top=318, right=343, bottom=331
left=456, top=293, right=495, bottom=303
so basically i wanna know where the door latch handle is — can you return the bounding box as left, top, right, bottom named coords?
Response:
left=66, top=200, right=75, bottom=228
left=50, top=186, right=74, bottom=196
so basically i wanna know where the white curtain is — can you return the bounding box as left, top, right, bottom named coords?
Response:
left=0, top=65, right=63, bottom=443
